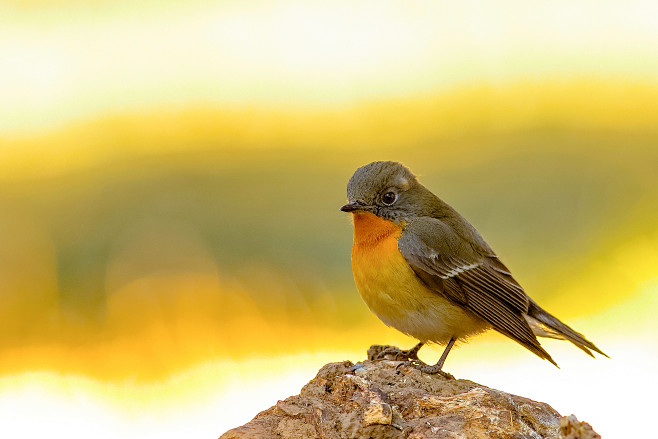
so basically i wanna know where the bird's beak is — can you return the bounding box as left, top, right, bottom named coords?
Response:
left=340, top=201, right=363, bottom=212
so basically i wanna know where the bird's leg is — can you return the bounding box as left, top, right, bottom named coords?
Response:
left=414, top=337, right=456, bottom=379
left=367, top=342, right=424, bottom=361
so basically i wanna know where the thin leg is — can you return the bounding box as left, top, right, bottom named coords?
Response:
left=416, top=337, right=456, bottom=379
left=368, top=342, right=425, bottom=361
left=404, top=342, right=424, bottom=359
left=436, top=337, right=456, bottom=369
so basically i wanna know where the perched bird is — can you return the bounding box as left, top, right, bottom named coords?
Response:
left=341, top=161, right=606, bottom=377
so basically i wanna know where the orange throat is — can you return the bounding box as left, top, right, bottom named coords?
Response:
left=350, top=211, right=403, bottom=247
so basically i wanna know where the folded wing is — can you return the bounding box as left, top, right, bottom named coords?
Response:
left=398, top=217, right=557, bottom=365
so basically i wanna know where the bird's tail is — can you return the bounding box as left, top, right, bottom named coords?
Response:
left=525, top=299, right=608, bottom=358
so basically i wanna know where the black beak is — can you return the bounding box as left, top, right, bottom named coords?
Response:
left=340, top=201, right=363, bottom=212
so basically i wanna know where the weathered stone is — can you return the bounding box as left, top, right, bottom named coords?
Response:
left=364, top=402, right=393, bottom=426
left=219, top=359, right=599, bottom=439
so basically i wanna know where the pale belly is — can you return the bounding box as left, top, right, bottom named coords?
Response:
left=352, top=235, right=489, bottom=344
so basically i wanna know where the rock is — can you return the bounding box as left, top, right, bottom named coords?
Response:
left=560, top=415, right=601, bottom=439
left=219, top=359, right=600, bottom=439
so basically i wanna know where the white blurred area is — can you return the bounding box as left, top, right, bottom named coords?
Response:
left=1, top=279, right=655, bottom=439
left=1, top=0, right=658, bottom=136
left=0, top=340, right=654, bottom=439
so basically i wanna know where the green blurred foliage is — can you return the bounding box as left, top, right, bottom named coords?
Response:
left=1, top=128, right=656, bottom=331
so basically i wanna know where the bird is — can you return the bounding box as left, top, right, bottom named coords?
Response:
left=340, top=161, right=607, bottom=377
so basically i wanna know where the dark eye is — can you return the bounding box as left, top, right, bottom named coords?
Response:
left=381, top=191, right=397, bottom=206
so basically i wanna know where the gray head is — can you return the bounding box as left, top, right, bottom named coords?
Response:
left=340, top=161, right=441, bottom=222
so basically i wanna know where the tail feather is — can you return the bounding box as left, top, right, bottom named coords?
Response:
left=526, top=299, right=608, bottom=358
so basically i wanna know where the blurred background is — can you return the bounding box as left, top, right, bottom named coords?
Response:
left=1, top=1, right=657, bottom=437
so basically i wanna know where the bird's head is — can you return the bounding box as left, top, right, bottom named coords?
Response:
left=341, top=161, right=437, bottom=223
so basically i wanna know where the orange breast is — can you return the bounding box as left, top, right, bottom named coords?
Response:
left=350, top=212, right=411, bottom=319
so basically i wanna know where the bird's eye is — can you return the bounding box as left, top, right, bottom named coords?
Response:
left=381, top=191, right=397, bottom=206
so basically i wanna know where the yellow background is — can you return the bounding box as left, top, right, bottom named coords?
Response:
left=1, top=1, right=657, bottom=437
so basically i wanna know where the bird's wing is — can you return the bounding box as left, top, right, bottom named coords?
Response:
left=398, top=217, right=556, bottom=365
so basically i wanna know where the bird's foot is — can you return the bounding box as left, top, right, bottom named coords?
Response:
left=367, top=344, right=421, bottom=362
left=410, top=362, right=455, bottom=379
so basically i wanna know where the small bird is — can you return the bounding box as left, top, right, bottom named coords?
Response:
left=341, top=161, right=606, bottom=377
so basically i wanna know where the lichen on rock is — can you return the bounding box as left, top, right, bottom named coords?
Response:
left=219, top=359, right=600, bottom=439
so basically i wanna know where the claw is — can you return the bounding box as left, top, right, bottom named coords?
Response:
left=415, top=363, right=455, bottom=379
left=367, top=342, right=424, bottom=362
left=370, top=338, right=456, bottom=379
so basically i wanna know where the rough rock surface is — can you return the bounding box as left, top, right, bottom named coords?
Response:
left=559, top=415, right=601, bottom=439
left=220, top=359, right=599, bottom=439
